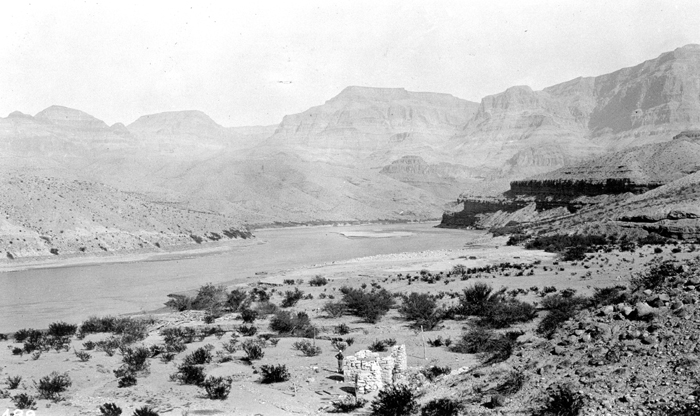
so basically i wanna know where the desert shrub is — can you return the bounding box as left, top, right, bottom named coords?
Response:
left=451, top=327, right=519, bottom=364
left=132, top=406, right=159, bottom=416
left=322, top=301, right=346, bottom=318
left=242, top=339, right=265, bottom=361
left=13, top=328, right=42, bottom=343
left=341, top=287, right=395, bottom=323
left=79, top=316, right=118, bottom=334
left=309, top=275, right=329, bottom=286
left=11, top=393, right=37, bottom=410
left=238, top=324, right=258, bottom=336
left=161, top=326, right=197, bottom=344
left=420, top=366, right=451, bottom=381
left=493, top=371, right=526, bottom=395
left=6, top=375, right=22, bottom=389
left=117, top=374, right=137, bottom=388
left=330, top=395, right=368, bottom=413
left=537, top=294, right=590, bottom=339
left=260, top=364, right=290, bottom=383
left=335, top=323, right=351, bottom=335
left=240, top=308, right=258, bottom=323
left=192, top=283, right=228, bottom=311
left=254, top=301, right=279, bottom=316
left=222, top=337, right=239, bottom=353
left=591, top=285, right=628, bottom=307
left=281, top=288, right=305, bottom=307
left=368, top=339, right=393, bottom=352
left=171, top=364, right=206, bottom=385
left=48, top=321, right=78, bottom=338
left=525, top=234, right=607, bottom=256
left=451, top=264, right=467, bottom=276
left=292, top=339, right=322, bottom=356
left=458, top=283, right=504, bottom=317
left=427, top=336, right=452, bottom=347
left=226, top=288, right=248, bottom=311
left=202, top=376, right=233, bottom=400
left=478, top=300, right=537, bottom=328
left=12, top=347, right=23, bottom=356
left=164, top=294, right=194, bottom=311
left=121, top=346, right=151, bottom=373
left=183, top=347, right=213, bottom=366
left=421, top=398, right=464, bottom=416
left=370, top=384, right=418, bottom=416
left=534, top=384, right=586, bottom=416
left=83, top=340, right=96, bottom=350
left=630, top=259, right=684, bottom=291
left=75, top=349, right=91, bottom=362
left=99, top=402, right=123, bottom=416
left=35, top=371, right=72, bottom=401
left=269, top=310, right=314, bottom=336
left=399, top=292, right=443, bottom=330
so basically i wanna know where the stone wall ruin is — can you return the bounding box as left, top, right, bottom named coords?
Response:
left=342, top=344, right=407, bottom=395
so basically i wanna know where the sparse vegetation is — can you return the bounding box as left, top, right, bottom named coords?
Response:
left=534, top=384, right=586, bottom=416
left=202, top=376, right=233, bottom=400
left=260, top=364, right=290, bottom=383
left=292, top=339, right=322, bottom=356
left=370, top=384, right=418, bottom=416
left=11, top=393, right=37, bottom=410
left=421, top=398, right=464, bottom=416
left=341, top=286, right=395, bottom=323
left=35, top=371, right=72, bottom=401
left=99, top=402, right=123, bottom=416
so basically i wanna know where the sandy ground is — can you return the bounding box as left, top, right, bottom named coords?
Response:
left=1, top=238, right=694, bottom=416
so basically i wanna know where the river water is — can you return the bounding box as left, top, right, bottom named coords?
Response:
left=0, top=222, right=482, bottom=332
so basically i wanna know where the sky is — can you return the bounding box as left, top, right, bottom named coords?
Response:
left=1, top=0, right=699, bottom=127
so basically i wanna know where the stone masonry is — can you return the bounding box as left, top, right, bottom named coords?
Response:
left=342, top=344, right=408, bottom=395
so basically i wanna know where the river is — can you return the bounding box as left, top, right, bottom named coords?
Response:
left=0, top=222, right=483, bottom=332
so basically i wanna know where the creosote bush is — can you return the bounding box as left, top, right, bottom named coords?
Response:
left=322, top=301, right=346, bottom=318
left=202, top=376, right=233, bottom=400
left=399, top=292, right=443, bottom=330
left=35, top=371, right=72, bottom=401
left=281, top=288, right=305, bottom=307
left=370, top=384, right=418, bottom=416
left=309, top=275, right=329, bottom=286
left=451, top=327, right=519, bottom=364
left=421, top=398, right=464, bottom=416
left=99, top=402, right=123, bottom=416
left=330, top=396, right=368, bottom=413
left=171, top=364, right=206, bottom=386
left=534, top=384, right=586, bottom=416
left=133, top=406, right=159, bottom=416
left=183, top=347, right=213, bottom=365
left=420, top=366, right=451, bottom=381
left=11, top=393, right=37, bottom=410
left=242, top=339, right=265, bottom=361
left=269, top=310, right=315, bottom=337
left=292, top=339, right=322, bottom=356
left=48, top=321, right=78, bottom=338
left=6, top=375, right=22, bottom=389
left=260, top=364, right=290, bottom=383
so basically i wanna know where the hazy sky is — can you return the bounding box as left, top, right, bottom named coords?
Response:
left=1, top=0, right=698, bottom=127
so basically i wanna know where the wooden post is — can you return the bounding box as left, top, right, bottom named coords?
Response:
left=421, top=325, right=426, bottom=360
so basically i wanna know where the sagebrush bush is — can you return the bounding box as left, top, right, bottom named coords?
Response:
left=226, top=288, right=248, bottom=311
left=421, top=398, right=464, bottom=416
left=239, top=324, right=258, bottom=336
left=117, top=374, right=137, bottom=388
left=451, top=327, right=519, bottom=364
left=534, top=384, right=586, bottom=416
left=269, top=310, right=315, bottom=336
left=260, top=364, right=290, bottom=383
left=99, top=402, right=123, bottom=416
left=48, top=321, right=78, bottom=338
left=292, top=339, right=322, bottom=356
left=202, top=376, right=233, bottom=400
left=121, top=346, right=151, bottom=373
left=171, top=364, right=206, bottom=385
left=478, top=300, right=537, bottom=328
left=35, top=371, right=72, bottom=401
left=183, top=347, right=213, bottom=366
left=330, top=396, right=368, bottom=413
left=241, top=308, right=258, bottom=323
left=370, top=384, right=418, bottom=416
left=281, top=288, right=305, bottom=307
left=242, top=339, right=265, bottom=361
left=309, top=275, right=329, bottom=286
left=322, top=301, right=346, bottom=318
left=11, top=393, right=37, bottom=410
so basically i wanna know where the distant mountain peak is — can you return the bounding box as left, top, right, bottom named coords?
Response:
left=35, top=105, right=109, bottom=130
left=127, top=109, right=226, bottom=139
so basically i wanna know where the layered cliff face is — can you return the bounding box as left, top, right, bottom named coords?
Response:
left=446, top=44, right=700, bottom=178
left=265, top=86, right=479, bottom=165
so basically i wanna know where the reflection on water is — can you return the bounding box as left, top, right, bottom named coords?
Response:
left=0, top=222, right=481, bottom=331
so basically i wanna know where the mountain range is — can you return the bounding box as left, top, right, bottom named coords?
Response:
left=2, top=44, right=699, bottom=257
